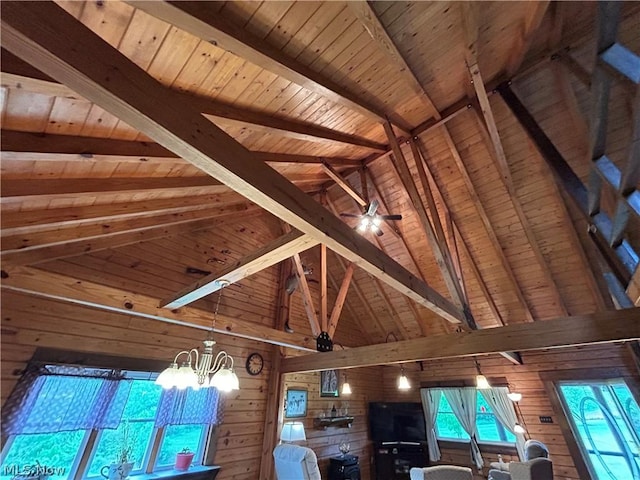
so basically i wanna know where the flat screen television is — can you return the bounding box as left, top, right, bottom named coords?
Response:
left=369, top=402, right=427, bottom=443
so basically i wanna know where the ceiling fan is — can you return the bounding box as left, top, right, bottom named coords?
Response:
left=339, top=199, right=402, bottom=236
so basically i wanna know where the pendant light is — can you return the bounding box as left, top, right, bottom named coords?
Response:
left=156, top=280, right=239, bottom=392
left=341, top=374, right=352, bottom=395
left=397, top=365, right=411, bottom=390
left=474, top=359, right=491, bottom=389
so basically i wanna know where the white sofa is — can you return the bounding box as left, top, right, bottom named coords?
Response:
left=487, top=440, right=553, bottom=480
left=273, top=444, right=322, bottom=480
left=410, top=465, right=473, bottom=480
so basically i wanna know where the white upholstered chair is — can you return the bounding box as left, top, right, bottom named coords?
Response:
left=273, top=444, right=322, bottom=480
left=409, top=465, right=473, bottom=480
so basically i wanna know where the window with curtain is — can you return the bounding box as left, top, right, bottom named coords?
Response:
left=1, top=365, right=222, bottom=480
left=433, top=389, right=517, bottom=445
left=557, top=379, right=640, bottom=480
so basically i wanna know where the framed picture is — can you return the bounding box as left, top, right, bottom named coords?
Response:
left=285, top=389, right=307, bottom=418
left=320, top=369, right=340, bottom=397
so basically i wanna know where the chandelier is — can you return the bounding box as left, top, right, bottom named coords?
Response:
left=155, top=280, right=239, bottom=392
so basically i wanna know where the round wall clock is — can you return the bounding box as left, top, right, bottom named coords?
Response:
left=245, top=352, right=264, bottom=376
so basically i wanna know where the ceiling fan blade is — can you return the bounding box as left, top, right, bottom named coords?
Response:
left=339, top=213, right=361, bottom=218
left=367, top=199, right=379, bottom=216
left=379, top=214, right=403, bottom=220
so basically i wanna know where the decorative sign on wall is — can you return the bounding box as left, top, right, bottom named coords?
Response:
left=285, top=389, right=308, bottom=418
left=320, top=369, right=340, bottom=397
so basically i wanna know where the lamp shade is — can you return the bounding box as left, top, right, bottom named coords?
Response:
left=280, top=422, right=306, bottom=442
left=508, top=392, right=523, bottom=402
left=514, top=423, right=526, bottom=434
left=398, top=373, right=411, bottom=390
left=475, top=374, right=491, bottom=389
left=341, top=381, right=352, bottom=395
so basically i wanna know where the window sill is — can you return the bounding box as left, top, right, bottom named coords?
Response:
left=128, top=466, right=220, bottom=480
left=438, top=439, right=517, bottom=455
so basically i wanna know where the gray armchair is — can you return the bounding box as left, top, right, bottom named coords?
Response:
left=487, top=440, right=553, bottom=480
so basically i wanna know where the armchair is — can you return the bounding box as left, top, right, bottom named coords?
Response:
left=273, top=443, right=321, bottom=480
left=410, top=465, right=473, bottom=480
left=487, top=440, right=553, bottom=480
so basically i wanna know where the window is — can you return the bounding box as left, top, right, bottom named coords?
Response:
left=557, top=379, right=640, bottom=479
left=434, top=389, right=517, bottom=445
left=1, top=366, right=220, bottom=480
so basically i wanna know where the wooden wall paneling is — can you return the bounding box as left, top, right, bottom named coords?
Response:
left=128, top=1, right=413, bottom=132
left=424, top=123, right=536, bottom=323
left=504, top=1, right=551, bottom=78
left=469, top=66, right=569, bottom=318
left=1, top=288, right=275, bottom=480
left=381, top=344, right=639, bottom=479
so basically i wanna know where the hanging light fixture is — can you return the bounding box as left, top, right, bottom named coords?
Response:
left=156, top=280, right=239, bottom=392
left=397, top=365, right=411, bottom=390
left=341, top=374, right=352, bottom=395
left=474, top=359, right=491, bottom=389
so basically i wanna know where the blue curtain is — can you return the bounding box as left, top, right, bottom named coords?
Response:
left=155, top=387, right=223, bottom=427
left=1, top=365, right=131, bottom=436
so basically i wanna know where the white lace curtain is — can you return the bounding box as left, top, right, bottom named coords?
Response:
left=420, top=388, right=442, bottom=462
left=443, top=388, right=484, bottom=470
left=480, top=387, right=526, bottom=460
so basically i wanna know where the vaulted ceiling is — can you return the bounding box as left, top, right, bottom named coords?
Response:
left=2, top=1, right=639, bottom=352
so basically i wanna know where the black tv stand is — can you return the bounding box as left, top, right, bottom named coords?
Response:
left=373, top=442, right=428, bottom=480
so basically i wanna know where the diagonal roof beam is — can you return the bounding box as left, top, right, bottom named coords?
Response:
left=1, top=1, right=462, bottom=324
left=0, top=130, right=363, bottom=166
left=1, top=53, right=386, bottom=152
left=1, top=204, right=262, bottom=267
left=1, top=266, right=316, bottom=352
left=321, top=162, right=368, bottom=207
left=128, top=1, right=413, bottom=132
left=161, top=230, right=320, bottom=309
left=346, top=0, right=438, bottom=119
left=280, top=308, right=640, bottom=373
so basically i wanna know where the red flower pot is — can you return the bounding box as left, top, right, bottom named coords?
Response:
left=175, top=452, right=195, bottom=471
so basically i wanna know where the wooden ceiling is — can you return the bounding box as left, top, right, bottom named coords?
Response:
left=2, top=1, right=639, bottom=351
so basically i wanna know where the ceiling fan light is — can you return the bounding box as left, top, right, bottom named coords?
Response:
left=372, top=217, right=382, bottom=226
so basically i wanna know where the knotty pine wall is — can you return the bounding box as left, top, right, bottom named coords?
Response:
left=382, top=344, right=640, bottom=480
left=282, top=367, right=385, bottom=480
left=1, top=289, right=274, bottom=480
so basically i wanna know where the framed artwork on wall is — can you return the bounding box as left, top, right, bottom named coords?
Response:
left=285, top=389, right=307, bottom=418
left=320, top=369, right=340, bottom=397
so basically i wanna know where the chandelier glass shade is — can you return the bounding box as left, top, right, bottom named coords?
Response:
left=156, top=280, right=239, bottom=392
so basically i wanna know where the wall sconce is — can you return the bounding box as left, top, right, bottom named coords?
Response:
left=397, top=365, right=411, bottom=391
left=508, top=392, right=523, bottom=402
left=474, top=359, right=491, bottom=389
left=341, top=374, right=352, bottom=395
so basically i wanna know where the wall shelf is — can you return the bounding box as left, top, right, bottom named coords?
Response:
left=313, top=416, right=354, bottom=430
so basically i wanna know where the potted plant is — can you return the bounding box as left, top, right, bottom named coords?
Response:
left=175, top=448, right=195, bottom=471
left=101, top=422, right=135, bottom=480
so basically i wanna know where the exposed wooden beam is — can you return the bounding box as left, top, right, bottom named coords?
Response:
left=505, top=1, right=551, bottom=77
left=320, top=243, right=328, bottom=333
left=1, top=266, right=316, bottom=351
left=128, top=0, right=413, bottom=132
left=326, top=264, right=371, bottom=344
left=1, top=206, right=262, bottom=267
left=292, top=252, right=321, bottom=338
left=1, top=1, right=463, bottom=324
left=259, top=346, right=284, bottom=480
left=1, top=202, right=255, bottom=251
left=1, top=177, right=223, bottom=198
left=0, top=130, right=363, bottom=166
left=469, top=102, right=569, bottom=316
left=0, top=68, right=386, bottom=152
left=160, top=230, right=320, bottom=309
left=280, top=308, right=640, bottom=373
left=347, top=0, right=438, bottom=117
left=1, top=191, right=245, bottom=231
left=385, top=121, right=468, bottom=316
left=434, top=126, right=536, bottom=322
left=328, top=263, right=354, bottom=338
left=497, top=83, right=638, bottom=281
left=321, top=162, right=367, bottom=207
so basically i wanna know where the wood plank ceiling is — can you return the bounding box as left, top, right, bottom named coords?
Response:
left=1, top=0, right=639, bottom=349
